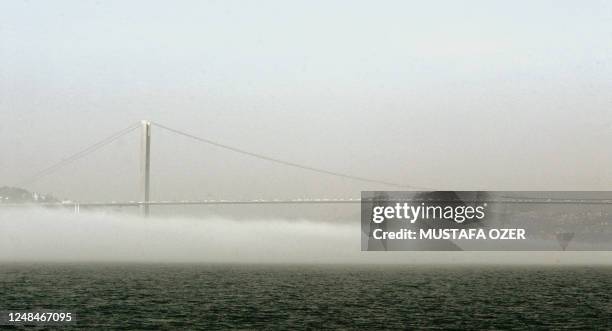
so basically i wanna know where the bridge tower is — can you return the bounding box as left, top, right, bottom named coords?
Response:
left=140, top=120, right=151, bottom=217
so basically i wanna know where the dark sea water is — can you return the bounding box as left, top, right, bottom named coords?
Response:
left=0, top=264, right=610, bottom=330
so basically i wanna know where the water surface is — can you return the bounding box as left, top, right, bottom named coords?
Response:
left=1, top=264, right=610, bottom=329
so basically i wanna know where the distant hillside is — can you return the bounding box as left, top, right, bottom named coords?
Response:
left=0, top=186, right=60, bottom=204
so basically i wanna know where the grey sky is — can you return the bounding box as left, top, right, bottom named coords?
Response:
left=2, top=1, right=612, bottom=202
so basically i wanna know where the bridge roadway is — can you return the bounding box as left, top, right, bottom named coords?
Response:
left=3, top=198, right=612, bottom=208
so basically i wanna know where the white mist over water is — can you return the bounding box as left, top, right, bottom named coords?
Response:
left=0, top=208, right=354, bottom=263
left=0, top=208, right=610, bottom=264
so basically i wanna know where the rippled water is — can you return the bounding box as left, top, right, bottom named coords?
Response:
left=1, top=264, right=610, bottom=329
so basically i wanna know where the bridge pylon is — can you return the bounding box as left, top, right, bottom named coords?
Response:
left=140, top=120, right=151, bottom=217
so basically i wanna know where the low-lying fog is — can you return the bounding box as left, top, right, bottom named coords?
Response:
left=1, top=208, right=610, bottom=265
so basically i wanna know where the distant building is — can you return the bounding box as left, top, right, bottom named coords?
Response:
left=0, top=186, right=59, bottom=204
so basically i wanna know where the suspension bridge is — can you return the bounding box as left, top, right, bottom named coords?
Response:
left=5, top=120, right=612, bottom=216
left=8, top=120, right=424, bottom=215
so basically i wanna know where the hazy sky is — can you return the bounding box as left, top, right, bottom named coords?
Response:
left=2, top=1, right=612, bottom=202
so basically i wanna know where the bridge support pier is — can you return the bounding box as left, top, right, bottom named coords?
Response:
left=140, top=120, right=151, bottom=217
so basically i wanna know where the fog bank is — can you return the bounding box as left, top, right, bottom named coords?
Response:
left=0, top=208, right=610, bottom=264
